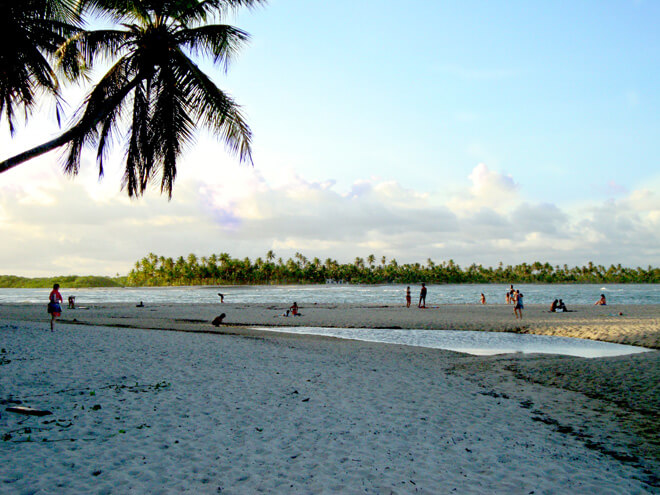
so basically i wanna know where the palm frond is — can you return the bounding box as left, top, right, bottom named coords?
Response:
left=173, top=48, right=252, bottom=164
left=177, top=24, right=248, bottom=69
left=76, top=0, right=152, bottom=24
left=122, top=78, right=154, bottom=196
left=63, top=54, right=138, bottom=175
left=148, top=64, right=196, bottom=197
left=177, top=0, right=267, bottom=24
left=0, top=0, right=83, bottom=131
left=56, top=28, right=132, bottom=79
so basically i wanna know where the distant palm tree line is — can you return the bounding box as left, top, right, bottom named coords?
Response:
left=126, top=252, right=660, bottom=286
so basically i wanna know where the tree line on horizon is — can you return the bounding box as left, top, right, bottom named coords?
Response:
left=125, top=252, right=660, bottom=286
left=1, top=252, right=657, bottom=288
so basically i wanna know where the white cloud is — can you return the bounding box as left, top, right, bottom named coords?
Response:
left=0, top=161, right=658, bottom=276
left=447, top=162, right=519, bottom=214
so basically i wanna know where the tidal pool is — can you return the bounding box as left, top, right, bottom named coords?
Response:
left=254, top=326, right=652, bottom=358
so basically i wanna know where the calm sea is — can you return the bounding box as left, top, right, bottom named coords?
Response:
left=1, top=283, right=658, bottom=305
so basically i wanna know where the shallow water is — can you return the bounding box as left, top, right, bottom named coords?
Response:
left=253, top=326, right=652, bottom=358
left=1, top=283, right=658, bottom=305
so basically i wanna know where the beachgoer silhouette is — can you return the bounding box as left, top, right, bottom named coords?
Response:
left=68, top=296, right=76, bottom=309
left=212, top=313, right=226, bottom=326
left=557, top=299, right=567, bottom=312
left=136, top=301, right=144, bottom=308
left=47, top=283, right=63, bottom=331
left=418, top=283, right=427, bottom=308
left=480, top=293, right=486, bottom=305
left=595, top=294, right=606, bottom=306
left=550, top=299, right=558, bottom=312
left=218, top=293, right=225, bottom=303
left=406, top=286, right=411, bottom=308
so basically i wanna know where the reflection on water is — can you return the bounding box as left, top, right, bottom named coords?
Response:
left=253, top=326, right=652, bottom=358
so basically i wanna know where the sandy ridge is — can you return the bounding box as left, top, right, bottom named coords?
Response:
left=2, top=302, right=658, bottom=348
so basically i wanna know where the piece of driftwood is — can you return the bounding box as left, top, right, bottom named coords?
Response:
left=6, top=406, right=52, bottom=417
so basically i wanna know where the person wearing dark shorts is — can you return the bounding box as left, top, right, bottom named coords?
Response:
left=47, top=283, right=63, bottom=331
left=514, top=290, right=524, bottom=319
left=418, top=283, right=427, bottom=308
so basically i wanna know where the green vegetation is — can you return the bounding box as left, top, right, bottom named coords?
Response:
left=3, top=253, right=657, bottom=288
left=125, top=252, right=660, bottom=286
left=0, top=275, right=126, bottom=288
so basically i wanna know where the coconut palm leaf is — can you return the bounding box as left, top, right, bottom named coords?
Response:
left=0, top=0, right=82, bottom=133
left=178, top=24, right=249, bottom=68
left=174, top=50, right=251, bottom=163
left=1, top=0, right=260, bottom=199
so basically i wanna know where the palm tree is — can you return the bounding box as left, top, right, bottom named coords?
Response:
left=1, top=0, right=264, bottom=198
left=0, top=0, right=82, bottom=134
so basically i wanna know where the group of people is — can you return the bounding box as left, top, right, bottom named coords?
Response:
left=508, top=285, right=524, bottom=319
left=283, top=302, right=301, bottom=317
left=550, top=299, right=569, bottom=312
left=405, top=283, right=427, bottom=308
left=45, top=282, right=612, bottom=330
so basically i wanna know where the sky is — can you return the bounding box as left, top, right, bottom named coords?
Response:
left=1, top=0, right=659, bottom=276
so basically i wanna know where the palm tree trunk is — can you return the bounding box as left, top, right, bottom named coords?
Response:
left=0, top=127, right=82, bottom=174
left=0, top=78, right=141, bottom=175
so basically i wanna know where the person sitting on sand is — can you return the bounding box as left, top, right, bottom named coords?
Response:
left=595, top=294, right=607, bottom=306
left=480, top=293, right=486, bottom=305
left=550, top=299, right=558, bottom=312
left=557, top=299, right=567, bottom=312
left=288, top=302, right=301, bottom=316
left=406, top=286, right=411, bottom=308
left=47, top=283, right=63, bottom=331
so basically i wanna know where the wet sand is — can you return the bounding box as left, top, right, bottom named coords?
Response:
left=2, top=302, right=657, bottom=347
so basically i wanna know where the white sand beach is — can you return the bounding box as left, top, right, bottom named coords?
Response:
left=2, top=302, right=658, bottom=348
left=1, top=304, right=659, bottom=493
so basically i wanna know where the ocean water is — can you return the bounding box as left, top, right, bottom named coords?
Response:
left=0, top=283, right=658, bottom=305
left=254, top=326, right=652, bottom=358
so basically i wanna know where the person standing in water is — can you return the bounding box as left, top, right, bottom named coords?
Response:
left=405, top=286, right=411, bottom=308
left=47, top=283, right=63, bottom=331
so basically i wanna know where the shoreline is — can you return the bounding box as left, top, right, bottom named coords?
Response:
left=2, top=302, right=658, bottom=348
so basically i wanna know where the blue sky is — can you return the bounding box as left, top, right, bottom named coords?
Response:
left=1, top=0, right=659, bottom=275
